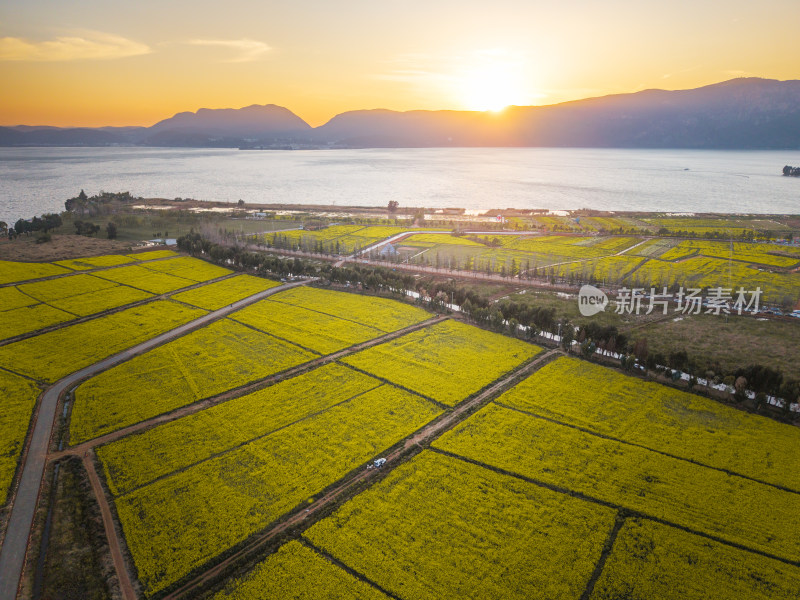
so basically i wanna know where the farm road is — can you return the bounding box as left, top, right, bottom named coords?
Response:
left=0, top=279, right=310, bottom=600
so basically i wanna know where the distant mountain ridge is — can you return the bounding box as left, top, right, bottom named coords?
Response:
left=3, top=78, right=800, bottom=149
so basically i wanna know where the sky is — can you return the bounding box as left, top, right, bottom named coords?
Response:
left=1, top=0, right=798, bottom=128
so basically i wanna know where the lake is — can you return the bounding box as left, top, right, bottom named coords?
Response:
left=1, top=146, right=799, bottom=224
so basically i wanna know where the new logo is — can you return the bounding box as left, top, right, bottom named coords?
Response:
left=578, top=285, right=608, bottom=317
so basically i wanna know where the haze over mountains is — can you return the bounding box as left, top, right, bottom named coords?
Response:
left=2, top=78, right=799, bottom=149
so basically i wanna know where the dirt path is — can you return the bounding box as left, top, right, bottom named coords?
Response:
left=82, top=452, right=137, bottom=600
left=0, top=279, right=311, bottom=600
left=163, top=348, right=560, bottom=600
left=49, top=314, right=447, bottom=461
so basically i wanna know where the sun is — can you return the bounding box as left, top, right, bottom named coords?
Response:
left=458, top=58, right=530, bottom=112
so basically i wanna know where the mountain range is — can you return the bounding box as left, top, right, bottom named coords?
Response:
left=2, top=78, right=799, bottom=149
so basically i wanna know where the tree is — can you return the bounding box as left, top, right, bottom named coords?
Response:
left=106, top=222, right=118, bottom=239
left=237, top=199, right=245, bottom=207
left=0, top=221, right=6, bottom=237
left=14, top=218, right=29, bottom=236
left=387, top=200, right=399, bottom=213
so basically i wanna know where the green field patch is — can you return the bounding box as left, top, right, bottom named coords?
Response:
left=343, top=319, right=540, bottom=405
left=306, top=450, right=615, bottom=600
left=591, top=518, right=800, bottom=600
left=435, top=403, right=800, bottom=562
left=70, top=318, right=316, bottom=444
left=98, top=363, right=381, bottom=496
left=115, top=386, right=441, bottom=595
left=171, top=274, right=280, bottom=310
left=500, top=357, right=800, bottom=491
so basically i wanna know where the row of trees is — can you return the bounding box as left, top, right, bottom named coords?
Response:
left=179, top=231, right=798, bottom=420
left=6, top=213, right=63, bottom=239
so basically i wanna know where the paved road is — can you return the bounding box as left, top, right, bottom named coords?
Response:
left=0, top=279, right=310, bottom=600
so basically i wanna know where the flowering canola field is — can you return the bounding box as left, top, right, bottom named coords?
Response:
left=434, top=403, right=800, bottom=562
left=211, top=541, right=389, bottom=600
left=112, top=383, right=441, bottom=595
left=343, top=319, right=539, bottom=405
left=97, top=363, right=381, bottom=496
left=0, top=369, right=41, bottom=506
left=591, top=519, right=800, bottom=600
left=305, top=450, right=615, bottom=600
left=70, top=318, right=316, bottom=443
left=232, top=300, right=384, bottom=354
left=268, top=286, right=430, bottom=333
left=0, top=300, right=205, bottom=383
left=500, top=357, right=800, bottom=491
left=171, top=274, right=279, bottom=310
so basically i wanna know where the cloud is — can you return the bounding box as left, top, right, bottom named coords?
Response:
left=0, top=31, right=150, bottom=61
left=187, top=39, right=270, bottom=63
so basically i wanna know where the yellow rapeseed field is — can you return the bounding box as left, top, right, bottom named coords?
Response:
left=0, top=303, right=75, bottom=340
left=70, top=318, right=316, bottom=443
left=137, top=256, right=231, bottom=281
left=98, top=363, right=381, bottom=495
left=268, top=286, right=431, bottom=333
left=91, top=264, right=199, bottom=294
left=342, top=319, right=540, bottom=405
left=211, top=541, right=390, bottom=600
left=115, top=385, right=441, bottom=595
left=46, top=285, right=153, bottom=317
left=498, top=357, right=800, bottom=491
left=232, top=299, right=384, bottom=354
left=435, top=403, right=800, bottom=562
left=0, top=369, right=41, bottom=506
left=306, top=450, right=616, bottom=600
left=591, top=519, right=800, bottom=600
left=171, top=274, right=279, bottom=310
left=54, top=254, right=137, bottom=270
left=127, top=250, right=179, bottom=261
left=0, top=300, right=205, bottom=382
left=0, top=259, right=71, bottom=284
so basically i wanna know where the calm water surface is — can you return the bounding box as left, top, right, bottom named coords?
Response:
left=1, top=147, right=799, bottom=223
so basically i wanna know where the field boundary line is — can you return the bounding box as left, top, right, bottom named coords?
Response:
left=0, top=272, right=239, bottom=348
left=298, top=538, right=404, bottom=600
left=158, top=348, right=558, bottom=600
left=493, top=401, right=800, bottom=496
left=225, top=317, right=325, bottom=357
left=336, top=362, right=446, bottom=409
left=579, top=513, right=626, bottom=600
left=108, top=382, right=384, bottom=499
left=50, top=315, right=447, bottom=458
left=0, top=253, right=186, bottom=289
left=429, top=447, right=800, bottom=569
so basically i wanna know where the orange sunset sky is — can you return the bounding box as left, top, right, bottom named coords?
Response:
left=1, top=0, right=798, bottom=128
